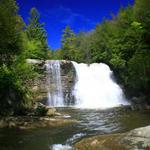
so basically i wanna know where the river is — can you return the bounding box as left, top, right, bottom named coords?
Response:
left=0, top=107, right=150, bottom=150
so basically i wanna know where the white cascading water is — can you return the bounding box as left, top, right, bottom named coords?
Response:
left=45, top=60, right=64, bottom=107
left=72, top=62, right=129, bottom=109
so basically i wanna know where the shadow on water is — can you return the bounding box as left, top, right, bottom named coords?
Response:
left=0, top=107, right=150, bottom=150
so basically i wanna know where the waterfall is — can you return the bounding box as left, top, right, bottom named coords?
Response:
left=45, top=60, right=64, bottom=107
left=72, top=62, right=129, bottom=109
left=45, top=60, right=129, bottom=108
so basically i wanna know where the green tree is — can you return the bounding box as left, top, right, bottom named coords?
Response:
left=25, top=8, right=48, bottom=59
left=61, top=26, right=79, bottom=61
left=75, top=31, right=96, bottom=63
left=0, top=0, right=23, bottom=65
left=0, top=0, right=34, bottom=115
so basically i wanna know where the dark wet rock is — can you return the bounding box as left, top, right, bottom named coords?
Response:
left=75, top=126, right=150, bottom=150
left=130, top=96, right=149, bottom=111
left=33, top=102, right=56, bottom=116
left=60, top=60, right=76, bottom=104
left=114, top=104, right=150, bottom=113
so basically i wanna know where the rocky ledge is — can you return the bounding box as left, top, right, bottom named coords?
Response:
left=0, top=116, right=76, bottom=130
left=75, top=125, right=150, bottom=150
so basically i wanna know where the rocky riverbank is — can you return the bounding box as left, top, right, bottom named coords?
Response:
left=0, top=102, right=77, bottom=130
left=75, top=125, right=150, bottom=150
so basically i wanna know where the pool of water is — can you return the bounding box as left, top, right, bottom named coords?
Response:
left=0, top=107, right=150, bottom=150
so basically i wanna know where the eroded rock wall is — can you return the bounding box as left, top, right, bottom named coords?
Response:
left=27, top=59, right=76, bottom=104
left=60, top=60, right=76, bottom=105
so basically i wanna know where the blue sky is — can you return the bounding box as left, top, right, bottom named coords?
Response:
left=16, top=0, right=134, bottom=49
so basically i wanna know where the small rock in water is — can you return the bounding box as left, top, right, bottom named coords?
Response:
left=63, top=115, right=71, bottom=118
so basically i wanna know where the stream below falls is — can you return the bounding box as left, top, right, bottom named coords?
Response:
left=0, top=107, right=150, bottom=150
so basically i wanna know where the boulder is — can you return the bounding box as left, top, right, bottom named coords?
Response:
left=75, top=125, right=150, bottom=150
left=121, top=125, right=150, bottom=149
left=26, top=59, right=44, bottom=64
left=34, top=102, right=56, bottom=116
left=46, top=107, right=56, bottom=116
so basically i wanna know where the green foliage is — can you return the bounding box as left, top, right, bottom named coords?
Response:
left=50, top=49, right=63, bottom=60
left=0, top=65, right=32, bottom=115
left=22, top=36, right=47, bottom=59
left=26, top=8, right=46, bottom=41
left=0, top=2, right=48, bottom=115
left=25, top=8, right=48, bottom=59
left=0, top=0, right=23, bottom=65
left=61, top=26, right=81, bottom=61
left=127, top=51, right=150, bottom=95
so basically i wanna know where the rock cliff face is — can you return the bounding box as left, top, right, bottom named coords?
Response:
left=59, top=60, right=76, bottom=105
left=27, top=59, right=76, bottom=104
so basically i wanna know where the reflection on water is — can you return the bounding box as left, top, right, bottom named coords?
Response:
left=0, top=108, right=150, bottom=150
